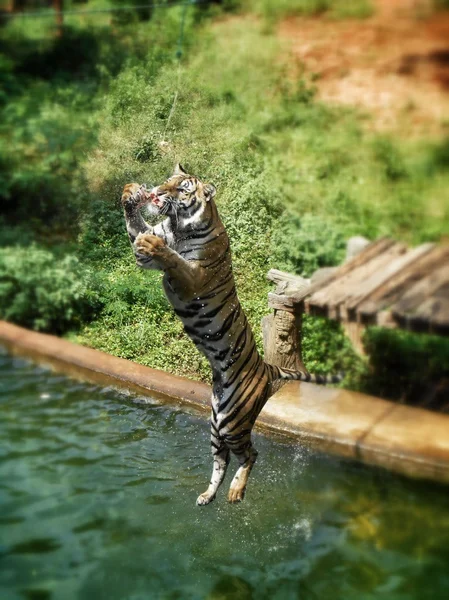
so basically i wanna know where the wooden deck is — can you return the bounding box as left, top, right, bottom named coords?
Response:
left=304, top=238, right=449, bottom=336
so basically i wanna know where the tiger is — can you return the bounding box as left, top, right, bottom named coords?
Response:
left=121, top=164, right=341, bottom=505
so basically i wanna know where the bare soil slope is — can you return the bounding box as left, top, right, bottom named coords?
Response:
left=280, top=0, right=449, bottom=136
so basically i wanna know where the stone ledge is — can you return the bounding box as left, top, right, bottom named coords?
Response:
left=260, top=382, right=449, bottom=483
left=1, top=320, right=448, bottom=484
left=0, top=321, right=210, bottom=412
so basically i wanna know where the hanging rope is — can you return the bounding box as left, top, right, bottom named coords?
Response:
left=160, top=0, right=193, bottom=144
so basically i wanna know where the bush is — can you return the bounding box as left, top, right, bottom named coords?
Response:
left=0, top=77, right=96, bottom=236
left=373, top=137, right=409, bottom=181
left=0, top=14, right=173, bottom=238
left=74, top=262, right=212, bottom=381
left=301, top=315, right=363, bottom=377
left=78, top=198, right=131, bottom=265
left=271, top=213, right=347, bottom=277
left=0, top=245, right=103, bottom=333
left=362, top=328, right=449, bottom=405
left=431, top=137, right=449, bottom=171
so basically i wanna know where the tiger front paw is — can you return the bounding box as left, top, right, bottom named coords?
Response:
left=135, top=233, right=166, bottom=256
left=121, top=183, right=146, bottom=211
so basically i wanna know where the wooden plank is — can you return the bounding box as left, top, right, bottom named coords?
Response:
left=328, top=242, right=408, bottom=320
left=302, top=238, right=396, bottom=306
left=392, top=264, right=449, bottom=316
left=310, top=267, right=338, bottom=285
left=343, top=243, right=435, bottom=322
left=358, top=244, right=448, bottom=325
left=377, top=311, right=397, bottom=329
left=326, top=242, right=407, bottom=319
left=306, top=240, right=399, bottom=312
left=308, top=242, right=407, bottom=320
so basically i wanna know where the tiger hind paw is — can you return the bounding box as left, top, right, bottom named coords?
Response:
left=228, top=486, right=245, bottom=503
left=196, top=492, right=216, bottom=506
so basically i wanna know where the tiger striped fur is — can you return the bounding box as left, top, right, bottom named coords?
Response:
left=121, top=164, right=341, bottom=505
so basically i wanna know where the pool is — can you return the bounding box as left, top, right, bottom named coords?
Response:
left=1, top=348, right=449, bottom=600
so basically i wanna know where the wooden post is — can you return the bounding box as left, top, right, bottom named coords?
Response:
left=263, top=270, right=311, bottom=392
left=54, top=0, right=63, bottom=37
left=262, top=305, right=307, bottom=371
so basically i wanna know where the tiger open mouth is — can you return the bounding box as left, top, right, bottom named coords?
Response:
left=134, top=186, right=155, bottom=209
left=135, top=185, right=168, bottom=211
left=150, top=195, right=165, bottom=208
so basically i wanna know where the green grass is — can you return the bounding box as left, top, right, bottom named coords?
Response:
left=246, top=0, right=374, bottom=20
left=2, top=1, right=449, bottom=399
left=74, top=13, right=449, bottom=393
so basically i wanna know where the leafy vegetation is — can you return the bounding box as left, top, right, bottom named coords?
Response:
left=363, top=328, right=449, bottom=404
left=1, top=0, right=449, bottom=400
left=0, top=246, right=102, bottom=333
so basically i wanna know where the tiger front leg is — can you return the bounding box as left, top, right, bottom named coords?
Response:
left=135, top=233, right=206, bottom=300
left=135, top=233, right=166, bottom=256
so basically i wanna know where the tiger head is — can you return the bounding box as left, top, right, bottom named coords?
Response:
left=144, top=164, right=216, bottom=222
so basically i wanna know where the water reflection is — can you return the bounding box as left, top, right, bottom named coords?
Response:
left=0, top=350, right=448, bottom=600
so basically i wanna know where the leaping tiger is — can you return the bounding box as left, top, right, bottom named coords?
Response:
left=121, top=164, right=341, bottom=505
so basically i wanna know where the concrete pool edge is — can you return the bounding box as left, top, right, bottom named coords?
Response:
left=1, top=320, right=449, bottom=485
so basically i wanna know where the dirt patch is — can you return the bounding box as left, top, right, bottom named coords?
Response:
left=279, top=0, right=449, bottom=136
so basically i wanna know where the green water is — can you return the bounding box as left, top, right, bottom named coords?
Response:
left=1, top=349, right=449, bottom=600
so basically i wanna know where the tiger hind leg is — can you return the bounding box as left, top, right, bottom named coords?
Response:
left=227, top=443, right=258, bottom=504
left=196, top=446, right=230, bottom=506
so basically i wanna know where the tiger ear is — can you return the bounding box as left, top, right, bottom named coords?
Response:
left=203, top=183, right=216, bottom=202
left=173, top=163, right=187, bottom=176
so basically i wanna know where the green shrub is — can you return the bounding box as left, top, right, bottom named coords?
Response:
left=373, top=137, right=409, bottom=181
left=271, top=213, right=347, bottom=277
left=301, top=315, right=363, bottom=377
left=362, top=328, right=449, bottom=404
left=431, top=137, right=449, bottom=171
left=78, top=198, right=131, bottom=265
left=0, top=10, right=179, bottom=238
left=0, top=217, right=33, bottom=248
left=74, top=262, right=211, bottom=381
left=0, top=77, right=96, bottom=235
left=110, top=0, right=154, bottom=24
left=0, top=245, right=103, bottom=333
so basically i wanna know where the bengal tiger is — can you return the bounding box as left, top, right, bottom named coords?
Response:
left=121, top=164, right=341, bottom=505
